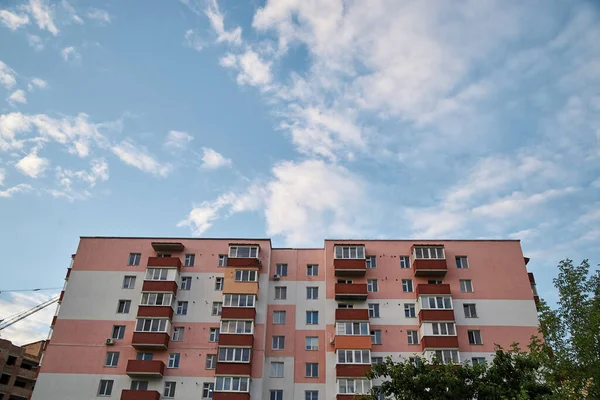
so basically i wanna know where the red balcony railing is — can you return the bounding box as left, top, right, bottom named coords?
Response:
left=413, top=259, right=447, bottom=277
left=416, top=284, right=451, bottom=296
left=125, top=360, right=165, bottom=377
left=227, top=258, right=261, bottom=267
left=221, top=307, right=256, bottom=320
left=218, top=334, right=254, bottom=347
left=334, top=259, right=366, bottom=276
left=137, top=306, right=174, bottom=319
left=120, top=390, right=161, bottom=400
left=418, top=309, right=455, bottom=323
left=335, top=283, right=368, bottom=300
left=213, top=393, right=250, bottom=400
left=215, top=362, right=252, bottom=376
left=131, top=332, right=169, bottom=350
left=335, top=308, right=370, bottom=321
left=141, top=280, right=178, bottom=293
left=147, top=257, right=182, bottom=269
left=421, top=335, right=459, bottom=350
left=336, top=364, right=371, bottom=377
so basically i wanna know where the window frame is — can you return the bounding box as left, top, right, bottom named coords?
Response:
left=228, top=246, right=259, bottom=258
left=407, top=330, right=419, bottom=345
left=117, top=300, right=131, bottom=314
left=270, top=390, right=284, bottom=400
left=472, top=357, right=486, bottom=365
left=272, top=335, right=285, bottom=350
left=338, top=378, right=371, bottom=395
left=218, top=347, right=251, bottom=363
left=223, top=294, right=256, bottom=308
left=135, top=318, right=169, bottom=333
left=122, top=275, right=136, bottom=289
left=140, top=292, right=173, bottom=307
left=307, top=264, right=319, bottom=276
left=274, top=286, right=287, bottom=300
left=145, top=268, right=169, bottom=281
left=212, top=301, right=223, bottom=316
left=404, top=303, right=416, bottom=318
left=413, top=247, right=445, bottom=260
left=167, top=353, right=180, bottom=369
left=402, top=279, right=413, bottom=292
left=366, top=255, right=377, bottom=269
left=184, top=253, right=195, bottom=267
left=163, top=381, right=176, bottom=398
left=367, top=279, right=378, bottom=292
left=209, top=327, right=220, bottom=342
left=305, top=336, right=319, bottom=350
left=368, top=303, right=380, bottom=318
left=214, top=376, right=250, bottom=393
left=111, top=325, right=125, bottom=339
left=98, top=379, right=114, bottom=396
left=172, top=326, right=184, bottom=342
left=463, top=303, right=477, bottom=318
left=273, top=310, right=287, bottom=325
left=104, top=351, right=119, bottom=367
left=235, top=269, right=258, bottom=282
left=456, top=256, right=469, bottom=269
left=306, top=310, right=319, bottom=325
left=337, top=349, right=371, bottom=364
left=218, top=254, right=227, bottom=267
left=370, top=329, right=382, bottom=345
left=305, top=362, right=319, bottom=378
left=420, top=296, right=453, bottom=310
left=460, top=279, right=474, bottom=292
left=431, top=322, right=456, bottom=336
left=270, top=361, right=284, bottom=378
left=468, top=330, right=483, bottom=345
left=180, top=276, right=192, bottom=290
left=202, top=383, right=214, bottom=398
left=434, top=350, right=460, bottom=364
left=305, top=390, right=319, bottom=400
left=306, top=286, right=319, bottom=299
left=176, top=301, right=188, bottom=315
left=334, top=245, right=366, bottom=259
left=130, top=380, right=149, bottom=391
left=128, top=253, right=141, bottom=266
left=399, top=255, right=411, bottom=269
left=275, top=263, right=288, bottom=276
left=220, top=320, right=254, bottom=334
left=336, top=322, right=369, bottom=336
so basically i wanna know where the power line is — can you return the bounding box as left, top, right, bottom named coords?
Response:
left=0, top=287, right=62, bottom=294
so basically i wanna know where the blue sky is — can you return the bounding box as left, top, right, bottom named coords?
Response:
left=0, top=0, right=599, bottom=344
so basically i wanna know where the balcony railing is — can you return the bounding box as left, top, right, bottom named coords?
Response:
left=147, top=256, right=182, bottom=269
left=421, top=335, right=459, bottom=350
left=126, top=360, right=165, bottom=378
left=418, top=309, right=455, bottom=323
left=226, top=258, right=261, bottom=268
left=131, top=332, right=170, bottom=350
left=416, top=283, right=451, bottom=296
left=120, top=390, right=161, bottom=400
left=221, top=307, right=256, bottom=320
left=335, top=283, right=368, bottom=300
left=335, top=309, right=370, bottom=321
left=336, top=364, right=371, bottom=377
left=218, top=334, right=254, bottom=347
left=213, top=393, right=250, bottom=400
left=141, top=280, right=178, bottom=294
left=334, top=259, right=366, bottom=276
left=333, top=335, right=372, bottom=351
left=413, top=259, right=447, bottom=277
left=137, top=306, right=174, bottom=319
left=215, top=362, right=252, bottom=376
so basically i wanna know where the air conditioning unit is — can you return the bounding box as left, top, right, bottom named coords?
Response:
left=329, top=335, right=335, bottom=345
left=273, top=274, right=280, bottom=281
left=105, top=338, right=115, bottom=346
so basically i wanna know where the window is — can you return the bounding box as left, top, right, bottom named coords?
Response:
left=270, top=390, right=284, bottom=400
left=306, top=311, right=319, bottom=325
left=209, top=327, right=219, bottom=342
left=464, top=304, right=477, bottom=318
left=218, top=255, right=227, bottom=266
left=184, top=253, right=195, bottom=267
left=98, top=379, right=113, bottom=396
left=177, top=301, right=188, bottom=315
left=338, top=303, right=354, bottom=309
left=169, top=326, right=183, bottom=342
left=130, top=380, right=149, bottom=390
left=168, top=353, right=180, bottom=368
left=128, top=253, right=141, bottom=266
left=456, top=256, right=469, bottom=269
left=431, top=322, right=456, bottom=336
left=181, top=276, right=192, bottom=290
left=305, top=336, right=319, bottom=350
left=104, top=351, right=119, bottom=367
left=136, top=352, right=153, bottom=360
left=135, top=318, right=168, bottom=333
left=368, top=303, right=380, bottom=318
left=223, top=294, right=256, bottom=307
left=111, top=325, right=125, bottom=339
left=235, top=270, right=258, bottom=282
left=407, top=330, right=419, bottom=345
left=221, top=320, right=253, bottom=334
left=337, top=349, right=371, bottom=364
left=215, top=277, right=224, bottom=291
left=145, top=268, right=169, bottom=281
left=428, top=279, right=443, bottom=284
left=472, top=357, right=486, bottom=365
left=334, top=245, right=365, bottom=259
left=215, top=376, right=250, bottom=392
left=404, top=303, right=416, bottom=318
left=140, top=292, right=173, bottom=306
left=338, top=379, right=371, bottom=394
left=434, top=350, right=459, bottom=364
left=367, top=279, right=378, bottom=292
left=218, top=347, right=251, bottom=363
left=305, top=391, right=319, bottom=400
left=276, top=263, right=288, bottom=276
left=270, top=362, right=284, bottom=377
left=229, top=246, right=258, bottom=258
left=212, top=302, right=223, bottom=316
left=307, top=264, right=318, bottom=276
left=400, top=256, right=410, bottom=268
left=117, top=300, right=131, bottom=314
left=371, top=329, right=382, bottom=344
left=366, top=255, right=376, bottom=268
left=336, top=322, right=369, bottom=336
left=206, top=354, right=217, bottom=369
left=306, top=287, right=319, bottom=299
left=164, top=381, right=176, bottom=398
left=272, top=336, right=285, bottom=350
left=275, top=286, right=287, bottom=300
left=371, top=357, right=384, bottom=365
left=338, top=279, right=352, bottom=284
left=409, top=357, right=422, bottom=367
left=421, top=296, right=453, bottom=310
left=460, top=279, right=474, bottom=292
left=203, top=383, right=214, bottom=398
left=157, top=253, right=171, bottom=257
left=402, top=279, right=413, bottom=292
left=414, top=247, right=445, bottom=259
left=273, top=311, right=286, bottom=324
left=123, top=276, right=136, bottom=289
left=468, top=330, right=482, bottom=344
left=305, top=362, right=319, bottom=377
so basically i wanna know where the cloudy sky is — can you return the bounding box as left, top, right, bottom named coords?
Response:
left=1, top=0, right=599, bottom=345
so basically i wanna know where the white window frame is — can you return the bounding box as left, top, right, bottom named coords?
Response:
left=306, top=287, right=319, bottom=299
left=98, top=379, right=113, bottom=396
left=338, top=379, right=371, bottom=394
left=367, top=279, right=378, bottom=292
left=337, top=349, right=371, bottom=364
left=104, top=351, right=119, bottom=367
left=272, top=335, right=285, bottom=350
left=414, top=247, right=445, bottom=260
left=307, top=264, right=318, bottom=276
left=275, top=286, right=287, bottom=300
left=468, top=330, right=483, bottom=344
left=212, top=302, right=222, bottom=316
left=305, top=362, right=319, bottom=377
left=167, top=353, right=180, bottom=368
left=334, top=246, right=366, bottom=259
left=366, top=255, right=376, bottom=269
left=176, top=301, right=188, bottom=315
left=123, top=276, right=136, bottom=289
left=180, top=276, right=192, bottom=290
left=184, top=253, right=195, bottom=267
left=209, top=327, right=219, bottom=342
left=164, top=381, right=176, bottom=398
left=218, top=255, right=227, bottom=267
left=135, top=318, right=169, bottom=333
left=270, top=361, right=284, bottom=377
left=371, top=357, right=384, bottom=365
left=130, top=380, right=149, bottom=390
left=235, top=270, right=258, bottom=282
left=270, top=390, right=284, bottom=400
left=460, top=279, right=474, bottom=292
left=402, top=279, right=413, bottom=292
left=172, top=326, right=184, bottom=342
left=215, top=277, right=224, bottom=291
left=273, top=310, right=286, bottom=325
left=220, top=320, right=254, bottom=334
left=400, top=256, right=411, bottom=269
left=128, top=253, right=141, bottom=266
left=456, top=256, right=469, bottom=269
left=434, top=350, right=460, bottom=364
left=407, top=330, right=419, bottom=345
left=223, top=294, right=256, bottom=308
left=306, top=310, right=319, bottom=325
left=463, top=303, right=477, bottom=318
left=117, top=300, right=131, bottom=314
left=305, top=336, right=319, bottom=350
left=215, top=376, right=250, bottom=392
left=404, top=303, right=416, bottom=318
left=145, top=268, right=169, bottom=281
left=218, top=347, right=251, bottom=363
left=111, top=325, right=125, bottom=339
left=336, top=322, right=370, bottom=336
left=420, top=296, right=453, bottom=310
left=368, top=303, right=380, bottom=318
left=276, top=263, right=288, bottom=276
left=472, top=357, right=486, bottom=365
left=431, top=322, right=456, bottom=336
left=305, top=391, right=319, bottom=400
left=202, top=383, right=214, bottom=398
left=371, top=329, right=382, bottom=344
left=228, top=246, right=259, bottom=258
left=140, top=293, right=173, bottom=307
left=338, top=303, right=354, bottom=309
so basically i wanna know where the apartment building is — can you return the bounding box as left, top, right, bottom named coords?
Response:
left=32, top=237, right=540, bottom=400
left=0, top=339, right=44, bottom=400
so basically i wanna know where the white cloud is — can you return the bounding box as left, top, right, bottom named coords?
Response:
left=61, top=0, right=83, bottom=24
left=28, top=0, right=59, bottom=36
left=28, top=77, right=47, bottom=91
left=8, top=89, right=27, bottom=105
left=205, top=0, right=242, bottom=45
left=87, top=8, right=111, bottom=24
left=183, top=29, right=203, bottom=52
left=593, top=178, right=600, bottom=188
left=112, top=140, right=172, bottom=177
left=509, top=228, right=539, bottom=241
left=165, top=130, right=193, bottom=150
left=56, top=158, right=108, bottom=188
left=220, top=50, right=272, bottom=88
left=27, top=34, right=44, bottom=51
left=15, top=149, right=49, bottom=178
left=0, top=60, right=17, bottom=89
left=0, top=292, right=58, bottom=345
left=200, top=147, right=231, bottom=169
left=0, top=183, right=33, bottom=198
left=0, top=167, right=4, bottom=186
left=472, top=187, right=578, bottom=218
left=0, top=9, right=30, bottom=30
left=61, top=46, right=81, bottom=63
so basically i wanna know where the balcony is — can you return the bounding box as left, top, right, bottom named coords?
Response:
left=120, top=389, right=161, bottom=400
left=336, top=364, right=371, bottom=377
left=413, top=259, right=447, bottom=277
left=147, top=256, right=182, bottom=269
left=335, top=283, right=368, bottom=301
left=151, top=242, right=184, bottom=252
left=137, top=306, right=174, bottom=319
left=334, top=335, right=372, bottom=351
left=419, top=309, right=455, bottom=323
left=421, top=335, right=459, bottom=350
left=126, top=360, right=165, bottom=378
left=131, top=332, right=169, bottom=350
left=334, top=259, right=366, bottom=276
left=337, top=395, right=364, bottom=400
left=215, top=362, right=252, bottom=376
left=141, top=280, right=178, bottom=294
left=227, top=257, right=261, bottom=267
left=416, top=283, right=451, bottom=296
left=335, top=308, right=370, bottom=321
left=221, top=307, right=256, bottom=320
left=213, top=393, right=250, bottom=400
left=218, top=334, right=254, bottom=347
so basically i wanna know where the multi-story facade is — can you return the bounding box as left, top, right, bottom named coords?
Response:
left=32, top=237, right=540, bottom=400
left=0, top=338, right=44, bottom=399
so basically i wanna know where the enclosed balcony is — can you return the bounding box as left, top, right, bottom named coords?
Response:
left=413, top=259, right=447, bottom=276
left=335, top=283, right=368, bottom=301
left=120, top=390, right=161, bottom=400
left=215, top=362, right=252, bottom=376
left=336, top=364, right=371, bottom=377
left=137, top=306, right=174, bottom=319
left=421, top=335, right=459, bottom=350
left=221, top=307, right=256, bottom=320
left=335, top=308, right=369, bottom=321
left=151, top=242, right=184, bottom=252
left=131, top=332, right=169, bottom=350
left=334, top=259, right=366, bottom=276
left=126, top=360, right=165, bottom=378
left=226, top=258, right=261, bottom=267
left=419, top=309, right=455, bottom=323
left=334, top=335, right=372, bottom=351
left=218, top=334, right=254, bottom=347
left=141, top=280, right=178, bottom=293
